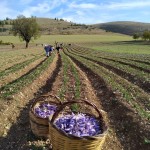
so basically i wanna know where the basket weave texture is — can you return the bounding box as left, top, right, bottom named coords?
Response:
left=49, top=100, right=108, bottom=150
left=29, top=94, right=61, bottom=138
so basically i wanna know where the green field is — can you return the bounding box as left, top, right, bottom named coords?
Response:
left=0, top=34, right=149, bottom=150
left=2, top=34, right=149, bottom=55
left=0, top=34, right=132, bottom=44
left=88, top=42, right=150, bottom=54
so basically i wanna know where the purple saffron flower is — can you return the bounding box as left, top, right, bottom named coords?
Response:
left=54, top=113, right=102, bottom=137
left=34, top=103, right=57, bottom=118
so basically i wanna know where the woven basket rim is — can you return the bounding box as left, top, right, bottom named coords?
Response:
left=30, top=94, right=61, bottom=110
left=50, top=123, right=108, bottom=140
left=49, top=100, right=108, bottom=140
left=49, top=111, right=108, bottom=140
left=30, top=100, right=60, bottom=120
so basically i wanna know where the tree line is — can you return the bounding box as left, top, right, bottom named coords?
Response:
left=0, top=17, right=13, bottom=25
left=133, top=30, right=150, bottom=41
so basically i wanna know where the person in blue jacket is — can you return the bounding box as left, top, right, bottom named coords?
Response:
left=44, top=44, right=50, bottom=57
left=44, top=44, right=54, bottom=57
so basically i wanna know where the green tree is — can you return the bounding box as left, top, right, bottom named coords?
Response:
left=133, top=33, right=140, bottom=40
left=12, top=15, right=40, bottom=48
left=0, top=21, right=5, bottom=33
left=142, top=30, right=150, bottom=41
left=6, top=17, right=10, bottom=20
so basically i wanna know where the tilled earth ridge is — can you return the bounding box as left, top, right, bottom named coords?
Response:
left=0, top=50, right=149, bottom=150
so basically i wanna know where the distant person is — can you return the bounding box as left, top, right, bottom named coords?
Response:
left=44, top=44, right=50, bottom=57
left=56, top=45, right=61, bottom=54
left=11, top=43, right=15, bottom=49
left=60, top=43, right=63, bottom=47
left=51, top=46, right=55, bottom=52
left=49, top=45, right=54, bottom=56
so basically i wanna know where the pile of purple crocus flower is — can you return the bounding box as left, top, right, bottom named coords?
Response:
left=55, top=113, right=102, bottom=137
left=34, top=103, right=57, bottom=118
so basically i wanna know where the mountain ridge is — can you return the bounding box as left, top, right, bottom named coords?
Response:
left=1, top=18, right=150, bottom=35
left=93, top=21, right=150, bottom=35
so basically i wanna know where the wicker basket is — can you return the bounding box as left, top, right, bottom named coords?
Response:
left=49, top=100, right=108, bottom=150
left=29, top=94, right=62, bottom=138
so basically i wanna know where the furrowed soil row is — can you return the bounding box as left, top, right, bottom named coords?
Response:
left=57, top=52, right=123, bottom=150
left=63, top=48, right=150, bottom=150
left=64, top=48, right=150, bottom=119
left=58, top=52, right=82, bottom=102
left=0, top=54, right=44, bottom=78
left=0, top=56, right=45, bottom=86
left=0, top=54, right=55, bottom=99
left=72, top=44, right=150, bottom=65
left=70, top=46, right=150, bottom=73
left=68, top=46, right=150, bottom=93
left=0, top=51, right=122, bottom=150
left=98, top=57, right=150, bottom=73
left=0, top=54, right=59, bottom=150
left=72, top=47, right=150, bottom=73
left=0, top=44, right=149, bottom=150
left=0, top=48, right=43, bottom=72
left=126, top=58, right=150, bottom=65
left=66, top=47, right=149, bottom=110
left=81, top=56, right=150, bottom=93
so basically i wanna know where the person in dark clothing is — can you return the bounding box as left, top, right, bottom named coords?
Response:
left=56, top=45, right=61, bottom=54
left=49, top=45, right=54, bottom=55
left=11, top=43, right=15, bottom=49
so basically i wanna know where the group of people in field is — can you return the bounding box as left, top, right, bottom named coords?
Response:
left=43, top=42, right=63, bottom=57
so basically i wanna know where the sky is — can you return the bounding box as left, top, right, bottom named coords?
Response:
left=0, top=0, right=150, bottom=24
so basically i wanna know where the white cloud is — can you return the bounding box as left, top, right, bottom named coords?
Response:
left=0, top=1, right=19, bottom=19
left=0, top=0, right=150, bottom=24
left=20, top=0, right=69, bottom=18
left=21, top=2, right=51, bottom=17
left=69, top=2, right=97, bottom=9
left=107, top=1, right=150, bottom=9
left=63, top=0, right=150, bottom=23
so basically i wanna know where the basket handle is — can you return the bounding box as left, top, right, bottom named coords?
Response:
left=51, top=100, right=103, bottom=123
left=31, top=94, right=62, bottom=108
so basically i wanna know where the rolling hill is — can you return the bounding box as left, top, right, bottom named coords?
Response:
left=1, top=18, right=150, bottom=36
left=0, top=17, right=106, bottom=35
left=93, top=21, right=150, bottom=35
left=36, top=18, right=107, bottom=35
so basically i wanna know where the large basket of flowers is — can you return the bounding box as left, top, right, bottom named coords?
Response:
left=49, top=100, right=108, bottom=150
left=29, top=94, right=61, bottom=138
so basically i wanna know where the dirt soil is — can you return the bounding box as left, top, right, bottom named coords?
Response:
left=0, top=52, right=149, bottom=150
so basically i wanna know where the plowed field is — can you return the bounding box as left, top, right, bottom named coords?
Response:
left=0, top=42, right=149, bottom=150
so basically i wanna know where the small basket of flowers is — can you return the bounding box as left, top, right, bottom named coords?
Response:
left=29, top=94, right=61, bottom=138
left=49, top=100, right=108, bottom=150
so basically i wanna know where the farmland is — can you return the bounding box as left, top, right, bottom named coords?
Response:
left=0, top=34, right=150, bottom=150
